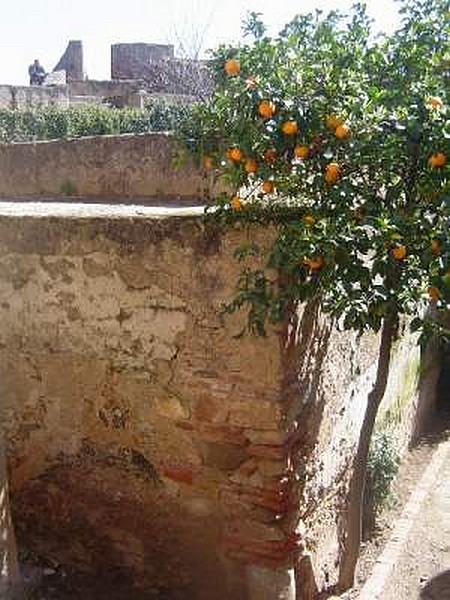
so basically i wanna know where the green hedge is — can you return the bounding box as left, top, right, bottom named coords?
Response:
left=0, top=101, right=193, bottom=143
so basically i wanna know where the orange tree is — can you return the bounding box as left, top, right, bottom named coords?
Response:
left=178, top=0, right=449, bottom=589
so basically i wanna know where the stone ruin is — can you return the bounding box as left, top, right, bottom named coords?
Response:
left=53, top=40, right=84, bottom=83
left=0, top=39, right=212, bottom=111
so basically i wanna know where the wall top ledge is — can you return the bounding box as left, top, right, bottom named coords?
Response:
left=0, top=200, right=205, bottom=220
left=0, top=131, right=173, bottom=149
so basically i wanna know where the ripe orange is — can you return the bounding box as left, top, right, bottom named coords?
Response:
left=245, top=158, right=258, bottom=174
left=262, top=181, right=274, bottom=194
left=303, top=215, right=315, bottom=225
left=427, top=286, right=441, bottom=300
left=426, top=96, right=444, bottom=109
left=325, top=162, right=341, bottom=184
left=258, top=100, right=276, bottom=119
left=326, top=115, right=343, bottom=131
left=303, top=256, right=325, bottom=270
left=282, top=120, right=298, bottom=135
left=392, top=245, right=407, bottom=260
left=263, top=148, right=277, bottom=164
left=429, top=152, right=447, bottom=168
left=224, top=58, right=240, bottom=75
left=203, top=156, right=213, bottom=169
left=227, top=147, right=243, bottom=163
left=230, top=196, right=243, bottom=210
left=294, top=145, right=309, bottom=159
left=335, top=124, right=351, bottom=139
left=431, top=239, right=441, bottom=255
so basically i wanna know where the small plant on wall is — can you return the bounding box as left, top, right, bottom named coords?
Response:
left=177, top=0, right=449, bottom=589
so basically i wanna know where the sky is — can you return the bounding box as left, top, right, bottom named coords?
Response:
left=0, top=0, right=401, bottom=86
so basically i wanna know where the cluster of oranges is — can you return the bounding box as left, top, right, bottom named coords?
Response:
left=221, top=58, right=447, bottom=283
left=326, top=114, right=351, bottom=139
left=220, top=58, right=352, bottom=196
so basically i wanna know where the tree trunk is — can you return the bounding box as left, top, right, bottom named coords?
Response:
left=338, top=312, right=399, bottom=591
left=0, top=434, right=22, bottom=599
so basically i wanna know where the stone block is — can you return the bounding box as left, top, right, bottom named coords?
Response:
left=229, top=400, right=281, bottom=430
left=161, top=461, right=194, bottom=485
left=153, top=394, right=190, bottom=421
left=256, top=459, right=290, bottom=478
left=244, top=429, right=288, bottom=446
left=197, top=441, right=247, bottom=471
left=191, top=395, right=229, bottom=423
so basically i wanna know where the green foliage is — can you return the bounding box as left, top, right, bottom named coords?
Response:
left=366, top=430, right=400, bottom=514
left=177, top=0, right=450, bottom=339
left=242, top=11, right=267, bottom=40
left=0, top=100, right=193, bottom=143
left=59, top=179, right=78, bottom=196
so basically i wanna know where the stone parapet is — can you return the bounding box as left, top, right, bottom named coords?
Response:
left=0, top=84, right=69, bottom=110
left=0, top=133, right=213, bottom=201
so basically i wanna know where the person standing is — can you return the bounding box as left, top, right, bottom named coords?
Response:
left=28, top=59, right=46, bottom=85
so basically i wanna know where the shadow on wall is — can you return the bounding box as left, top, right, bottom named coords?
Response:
left=410, top=335, right=444, bottom=446
left=420, top=569, right=450, bottom=599
left=282, top=302, right=334, bottom=600
left=284, top=301, right=333, bottom=465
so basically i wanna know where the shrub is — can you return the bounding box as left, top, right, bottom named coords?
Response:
left=0, top=100, right=194, bottom=143
left=366, top=430, right=400, bottom=515
left=363, top=430, right=400, bottom=539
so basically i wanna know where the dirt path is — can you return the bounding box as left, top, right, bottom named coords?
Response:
left=345, top=410, right=450, bottom=600
left=334, top=412, right=449, bottom=600
left=376, top=436, right=450, bottom=600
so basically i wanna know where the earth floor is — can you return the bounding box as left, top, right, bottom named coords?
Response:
left=341, top=407, right=450, bottom=600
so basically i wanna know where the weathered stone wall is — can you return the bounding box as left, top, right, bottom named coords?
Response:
left=68, top=79, right=198, bottom=107
left=111, top=43, right=175, bottom=79
left=0, top=85, right=69, bottom=110
left=0, top=207, right=434, bottom=599
left=0, top=133, right=212, bottom=201
left=0, top=206, right=284, bottom=599
left=110, top=43, right=212, bottom=96
left=68, top=79, right=146, bottom=101
left=113, top=59, right=213, bottom=96
left=377, top=328, right=441, bottom=448
left=281, top=308, right=440, bottom=596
